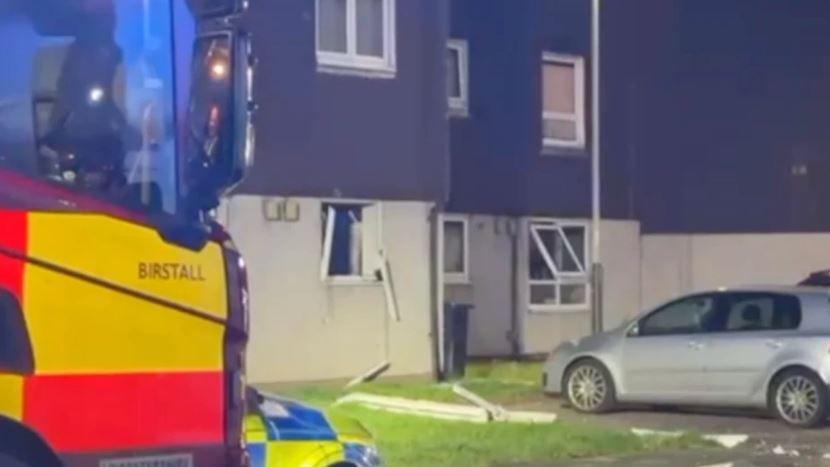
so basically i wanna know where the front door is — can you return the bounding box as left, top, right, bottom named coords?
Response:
left=619, top=294, right=719, bottom=402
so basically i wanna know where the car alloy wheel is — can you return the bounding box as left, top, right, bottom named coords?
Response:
left=771, top=369, right=829, bottom=428
left=567, top=363, right=609, bottom=412
left=776, top=375, right=821, bottom=425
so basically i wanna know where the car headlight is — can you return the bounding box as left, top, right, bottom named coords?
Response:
left=343, top=442, right=384, bottom=467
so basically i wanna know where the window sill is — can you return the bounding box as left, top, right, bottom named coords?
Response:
left=444, top=275, right=471, bottom=285
left=325, top=277, right=382, bottom=287
left=317, top=62, right=397, bottom=80
left=448, top=106, right=469, bottom=118
left=541, top=145, right=588, bottom=158
left=528, top=304, right=590, bottom=314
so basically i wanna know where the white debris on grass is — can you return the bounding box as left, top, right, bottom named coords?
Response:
left=500, top=410, right=558, bottom=424
left=772, top=445, right=800, bottom=457
left=334, top=392, right=491, bottom=423
left=452, top=384, right=507, bottom=420
left=701, top=434, right=749, bottom=449
left=452, top=383, right=557, bottom=423
left=343, top=361, right=391, bottom=390
left=335, top=391, right=557, bottom=424
left=632, top=429, right=748, bottom=449
left=630, top=427, right=685, bottom=438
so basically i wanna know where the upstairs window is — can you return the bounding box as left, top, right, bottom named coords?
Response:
left=316, top=0, right=397, bottom=74
left=542, top=53, right=586, bottom=149
left=447, top=40, right=469, bottom=116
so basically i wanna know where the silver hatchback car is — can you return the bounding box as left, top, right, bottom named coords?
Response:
left=543, top=286, right=830, bottom=427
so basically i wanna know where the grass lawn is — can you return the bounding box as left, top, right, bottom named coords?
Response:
left=261, top=361, right=710, bottom=467
left=275, top=360, right=545, bottom=407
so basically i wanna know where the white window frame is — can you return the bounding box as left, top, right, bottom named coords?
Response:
left=541, top=53, right=586, bottom=150
left=319, top=201, right=383, bottom=285
left=447, top=39, right=469, bottom=117
left=442, top=215, right=470, bottom=284
left=528, top=219, right=590, bottom=312
left=315, top=0, right=397, bottom=76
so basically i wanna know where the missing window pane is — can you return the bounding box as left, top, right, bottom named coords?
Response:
left=536, top=227, right=583, bottom=273
left=443, top=220, right=465, bottom=275
left=356, top=0, right=384, bottom=57
left=529, top=234, right=554, bottom=280
left=561, top=226, right=586, bottom=272
left=562, top=227, right=585, bottom=255
left=319, top=0, right=348, bottom=53
left=322, top=204, right=363, bottom=276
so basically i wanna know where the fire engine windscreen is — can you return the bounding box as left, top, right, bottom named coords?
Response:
left=0, top=0, right=180, bottom=214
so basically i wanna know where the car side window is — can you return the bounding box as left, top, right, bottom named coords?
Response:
left=638, top=295, right=717, bottom=336
left=719, top=293, right=801, bottom=332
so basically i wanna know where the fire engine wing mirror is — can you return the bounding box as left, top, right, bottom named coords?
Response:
left=156, top=216, right=211, bottom=251
left=187, top=0, right=248, bottom=18
left=185, top=30, right=255, bottom=213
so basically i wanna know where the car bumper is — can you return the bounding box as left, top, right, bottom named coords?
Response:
left=819, top=357, right=830, bottom=386
left=543, top=342, right=577, bottom=395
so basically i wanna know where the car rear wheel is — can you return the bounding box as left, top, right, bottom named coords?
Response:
left=770, top=369, right=829, bottom=428
left=564, top=359, right=616, bottom=413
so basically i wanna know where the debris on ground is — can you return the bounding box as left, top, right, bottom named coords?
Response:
left=630, top=427, right=684, bottom=438
left=343, top=361, right=391, bottom=389
left=771, top=445, right=800, bottom=457
left=334, top=389, right=557, bottom=424
left=701, top=434, right=749, bottom=449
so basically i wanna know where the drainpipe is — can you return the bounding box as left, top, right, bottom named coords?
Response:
left=590, top=0, right=604, bottom=333
left=509, top=218, right=520, bottom=356
left=433, top=209, right=445, bottom=379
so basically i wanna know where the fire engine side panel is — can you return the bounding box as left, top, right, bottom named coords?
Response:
left=0, top=209, right=231, bottom=459
left=0, top=375, right=24, bottom=421
left=0, top=210, right=27, bottom=423
left=27, top=213, right=227, bottom=319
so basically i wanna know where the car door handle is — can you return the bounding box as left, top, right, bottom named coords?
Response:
left=765, top=340, right=784, bottom=349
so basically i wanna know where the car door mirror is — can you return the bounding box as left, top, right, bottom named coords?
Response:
left=626, top=323, right=640, bottom=337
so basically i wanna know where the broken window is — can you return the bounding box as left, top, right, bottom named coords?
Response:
left=320, top=203, right=379, bottom=280
left=529, top=222, right=589, bottom=309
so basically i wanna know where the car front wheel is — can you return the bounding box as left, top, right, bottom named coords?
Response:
left=564, top=359, right=616, bottom=413
left=770, top=369, right=829, bottom=428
